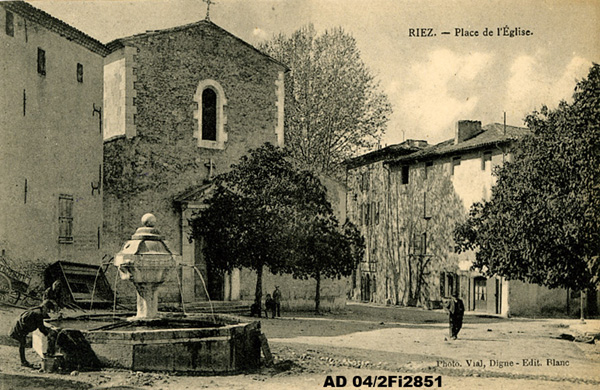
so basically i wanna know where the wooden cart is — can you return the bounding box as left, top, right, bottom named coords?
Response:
left=0, top=257, right=34, bottom=305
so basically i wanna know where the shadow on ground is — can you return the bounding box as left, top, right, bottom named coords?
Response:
left=0, top=373, right=92, bottom=390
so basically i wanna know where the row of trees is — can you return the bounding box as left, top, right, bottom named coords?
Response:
left=191, top=144, right=364, bottom=313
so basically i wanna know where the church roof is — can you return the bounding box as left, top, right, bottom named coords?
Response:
left=106, top=19, right=288, bottom=71
left=173, top=183, right=213, bottom=204
left=2, top=1, right=109, bottom=56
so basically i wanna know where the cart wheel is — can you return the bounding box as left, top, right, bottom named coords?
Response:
left=0, top=274, right=12, bottom=303
left=12, top=290, right=22, bottom=305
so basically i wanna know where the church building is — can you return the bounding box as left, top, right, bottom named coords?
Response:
left=102, top=16, right=287, bottom=304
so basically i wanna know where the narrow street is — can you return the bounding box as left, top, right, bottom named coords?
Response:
left=0, top=303, right=598, bottom=389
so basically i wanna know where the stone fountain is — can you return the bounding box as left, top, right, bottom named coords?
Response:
left=114, top=213, right=174, bottom=320
left=34, top=214, right=263, bottom=373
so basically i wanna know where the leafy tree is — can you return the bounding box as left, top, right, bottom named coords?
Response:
left=191, top=143, right=360, bottom=314
left=455, top=64, right=600, bottom=294
left=291, top=217, right=364, bottom=312
left=260, top=25, right=392, bottom=176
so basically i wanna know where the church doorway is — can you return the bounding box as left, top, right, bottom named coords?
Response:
left=193, top=237, right=224, bottom=300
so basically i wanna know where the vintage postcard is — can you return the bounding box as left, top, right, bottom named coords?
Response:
left=0, top=0, right=598, bottom=389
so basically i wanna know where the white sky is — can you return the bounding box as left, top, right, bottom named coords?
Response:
left=26, top=0, right=600, bottom=145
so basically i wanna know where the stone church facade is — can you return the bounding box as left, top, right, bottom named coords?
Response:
left=102, top=19, right=286, bottom=303
left=102, top=19, right=348, bottom=309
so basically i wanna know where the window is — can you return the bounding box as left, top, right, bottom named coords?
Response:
left=5, top=10, right=14, bottom=37
left=360, top=171, right=369, bottom=192
left=451, top=156, right=461, bottom=175
left=201, top=88, right=217, bottom=140
left=193, top=79, right=227, bottom=149
left=58, top=195, right=73, bottom=244
left=481, top=151, right=492, bottom=171
left=424, top=161, right=433, bottom=179
left=440, top=272, right=459, bottom=298
left=475, top=277, right=487, bottom=300
left=77, top=63, right=84, bottom=83
left=37, top=48, right=46, bottom=76
left=401, top=165, right=409, bottom=184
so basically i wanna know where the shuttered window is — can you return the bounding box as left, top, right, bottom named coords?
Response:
left=59, top=194, right=73, bottom=244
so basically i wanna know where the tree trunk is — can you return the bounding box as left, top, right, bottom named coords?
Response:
left=315, top=271, right=321, bottom=313
left=255, top=264, right=263, bottom=318
left=580, top=289, right=586, bottom=323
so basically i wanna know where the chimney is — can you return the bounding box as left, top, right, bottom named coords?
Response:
left=455, top=120, right=482, bottom=144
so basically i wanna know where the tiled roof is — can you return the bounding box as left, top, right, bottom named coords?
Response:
left=388, top=123, right=529, bottom=165
left=106, top=19, right=289, bottom=71
left=345, top=139, right=429, bottom=169
left=3, top=1, right=109, bottom=56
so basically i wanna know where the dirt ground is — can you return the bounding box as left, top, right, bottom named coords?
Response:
left=0, top=303, right=598, bottom=390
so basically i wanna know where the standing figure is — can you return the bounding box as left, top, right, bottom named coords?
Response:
left=264, top=294, right=276, bottom=319
left=446, top=291, right=465, bottom=340
left=9, top=300, right=57, bottom=367
left=272, top=286, right=282, bottom=317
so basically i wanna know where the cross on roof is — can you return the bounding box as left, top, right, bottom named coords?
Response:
left=202, top=0, right=216, bottom=21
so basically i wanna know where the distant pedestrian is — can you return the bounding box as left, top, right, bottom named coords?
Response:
left=9, top=300, right=57, bottom=367
left=264, top=294, right=276, bottom=319
left=446, top=292, right=465, bottom=340
left=273, top=286, right=282, bottom=317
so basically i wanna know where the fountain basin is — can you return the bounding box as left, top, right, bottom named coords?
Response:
left=42, top=314, right=262, bottom=373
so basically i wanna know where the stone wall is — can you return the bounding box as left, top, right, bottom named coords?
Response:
left=508, top=280, right=569, bottom=317
left=238, top=268, right=349, bottom=312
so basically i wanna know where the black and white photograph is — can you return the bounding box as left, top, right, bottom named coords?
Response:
left=0, top=0, right=598, bottom=389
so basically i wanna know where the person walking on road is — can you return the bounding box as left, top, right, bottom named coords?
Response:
left=446, top=291, right=465, bottom=340
left=273, top=286, right=282, bottom=317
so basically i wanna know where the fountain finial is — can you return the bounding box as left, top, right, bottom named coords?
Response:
left=141, top=213, right=156, bottom=227
left=132, top=213, right=161, bottom=240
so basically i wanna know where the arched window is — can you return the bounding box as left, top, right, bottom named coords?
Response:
left=201, top=88, right=217, bottom=141
left=193, top=79, right=227, bottom=149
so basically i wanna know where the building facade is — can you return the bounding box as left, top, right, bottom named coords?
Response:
left=0, top=2, right=107, bottom=272
left=347, top=120, right=572, bottom=317
left=102, top=19, right=287, bottom=303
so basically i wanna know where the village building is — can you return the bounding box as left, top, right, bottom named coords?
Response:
left=0, top=2, right=107, bottom=275
left=102, top=17, right=347, bottom=310
left=346, top=120, right=573, bottom=317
